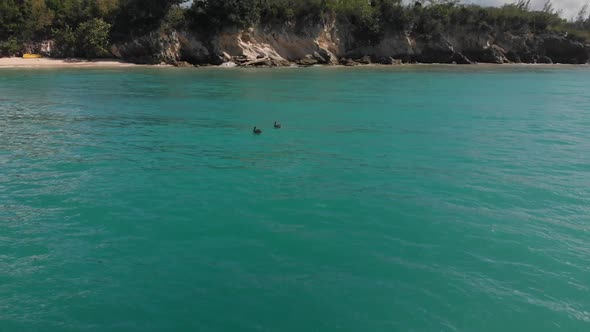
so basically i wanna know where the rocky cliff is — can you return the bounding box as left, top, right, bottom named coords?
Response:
left=111, top=20, right=590, bottom=66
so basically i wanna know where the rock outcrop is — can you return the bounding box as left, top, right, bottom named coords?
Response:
left=23, top=40, right=55, bottom=57
left=111, top=30, right=210, bottom=65
left=541, top=35, right=588, bottom=64
left=111, top=20, right=590, bottom=66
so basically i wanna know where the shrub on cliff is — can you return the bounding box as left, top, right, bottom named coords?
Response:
left=0, top=0, right=25, bottom=41
left=1, top=0, right=589, bottom=59
left=111, top=0, right=185, bottom=39
left=52, top=25, right=76, bottom=57
left=75, top=18, right=112, bottom=58
left=188, top=0, right=261, bottom=32
left=0, top=37, right=21, bottom=57
left=24, top=0, right=55, bottom=39
left=161, top=5, right=187, bottom=32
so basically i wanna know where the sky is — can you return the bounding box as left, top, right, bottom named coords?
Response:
left=467, top=0, right=587, bottom=19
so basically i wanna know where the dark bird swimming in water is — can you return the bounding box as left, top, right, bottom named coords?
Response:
left=253, top=127, right=262, bottom=134
left=274, top=121, right=282, bottom=129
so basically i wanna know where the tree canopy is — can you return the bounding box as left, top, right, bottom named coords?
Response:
left=0, top=0, right=589, bottom=57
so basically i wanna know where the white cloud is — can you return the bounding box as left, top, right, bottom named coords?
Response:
left=464, top=0, right=588, bottom=20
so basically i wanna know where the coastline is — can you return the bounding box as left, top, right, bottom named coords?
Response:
left=0, top=57, right=587, bottom=69
left=0, top=57, right=147, bottom=68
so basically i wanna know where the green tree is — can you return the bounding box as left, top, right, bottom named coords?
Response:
left=46, top=0, right=85, bottom=29
left=111, top=0, right=186, bottom=38
left=0, top=37, right=21, bottom=56
left=75, top=18, right=111, bottom=57
left=2, top=0, right=590, bottom=59
left=25, top=0, right=55, bottom=38
left=93, top=0, right=120, bottom=20
left=52, top=24, right=77, bottom=57
left=190, top=0, right=261, bottom=30
left=0, top=0, right=25, bottom=40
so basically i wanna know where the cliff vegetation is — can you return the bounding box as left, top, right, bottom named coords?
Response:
left=1, top=0, right=589, bottom=65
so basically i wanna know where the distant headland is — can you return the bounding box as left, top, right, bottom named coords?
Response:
left=1, top=0, right=589, bottom=67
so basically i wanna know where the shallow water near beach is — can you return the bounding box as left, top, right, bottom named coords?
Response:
left=1, top=66, right=590, bottom=331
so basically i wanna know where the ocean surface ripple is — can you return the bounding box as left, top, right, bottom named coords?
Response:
left=1, top=66, right=590, bottom=331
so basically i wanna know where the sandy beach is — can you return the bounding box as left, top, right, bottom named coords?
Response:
left=0, top=57, right=141, bottom=68
left=1, top=57, right=586, bottom=69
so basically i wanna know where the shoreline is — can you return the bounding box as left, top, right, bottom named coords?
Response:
left=0, top=57, right=149, bottom=68
left=0, top=57, right=587, bottom=69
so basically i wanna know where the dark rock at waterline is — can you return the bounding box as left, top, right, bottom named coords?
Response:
left=416, top=48, right=454, bottom=63
left=519, top=52, right=536, bottom=63
left=395, top=55, right=417, bottom=64
left=505, top=51, right=521, bottom=63
left=541, top=35, right=589, bottom=64
left=377, top=56, right=393, bottom=64
left=339, top=58, right=359, bottom=66
left=311, top=52, right=326, bottom=64
left=318, top=48, right=334, bottom=64
left=297, top=58, right=318, bottom=66
left=451, top=53, right=473, bottom=64
left=357, top=55, right=372, bottom=64
left=232, top=55, right=249, bottom=64
left=206, top=53, right=225, bottom=65
left=463, top=46, right=506, bottom=64
left=536, top=55, right=553, bottom=64
left=414, top=33, right=457, bottom=63
left=375, top=57, right=403, bottom=65
left=310, top=50, right=330, bottom=64
left=174, top=61, right=193, bottom=67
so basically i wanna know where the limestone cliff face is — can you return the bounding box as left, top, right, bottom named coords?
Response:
left=110, top=30, right=210, bottom=64
left=213, top=20, right=342, bottom=65
left=111, top=20, right=590, bottom=66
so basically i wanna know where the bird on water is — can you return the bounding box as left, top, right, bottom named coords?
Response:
left=274, top=121, right=282, bottom=129
left=253, top=127, right=262, bottom=134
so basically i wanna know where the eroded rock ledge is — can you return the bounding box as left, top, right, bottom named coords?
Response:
left=109, top=21, right=590, bottom=67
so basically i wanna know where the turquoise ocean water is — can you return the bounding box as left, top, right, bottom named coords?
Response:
left=1, top=66, right=590, bottom=331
